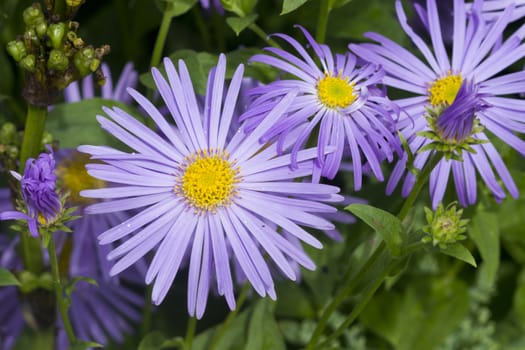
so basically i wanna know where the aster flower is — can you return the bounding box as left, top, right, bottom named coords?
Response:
left=466, top=0, right=525, bottom=22
left=350, top=0, right=525, bottom=208
left=54, top=149, right=145, bottom=348
left=64, top=63, right=138, bottom=105
left=0, top=149, right=61, bottom=236
left=244, top=26, right=400, bottom=188
left=79, top=54, right=342, bottom=318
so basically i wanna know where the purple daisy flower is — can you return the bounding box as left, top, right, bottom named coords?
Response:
left=350, top=0, right=525, bottom=208
left=199, top=0, right=224, bottom=14
left=54, top=149, right=145, bottom=348
left=64, top=63, right=138, bottom=105
left=78, top=54, right=342, bottom=318
left=0, top=149, right=61, bottom=236
left=467, top=0, right=525, bottom=22
left=243, top=26, right=400, bottom=188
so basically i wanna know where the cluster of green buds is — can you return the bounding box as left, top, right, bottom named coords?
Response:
left=417, top=105, right=487, bottom=162
left=422, top=202, right=469, bottom=249
left=6, top=2, right=110, bottom=106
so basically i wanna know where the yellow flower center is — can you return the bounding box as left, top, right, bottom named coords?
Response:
left=317, top=74, right=356, bottom=109
left=177, top=150, right=239, bottom=213
left=428, top=74, right=463, bottom=106
left=56, top=152, right=105, bottom=205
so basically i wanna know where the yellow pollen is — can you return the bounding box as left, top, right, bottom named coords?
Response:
left=178, top=150, right=239, bottom=213
left=317, top=74, right=356, bottom=109
left=56, top=152, right=105, bottom=205
left=428, top=74, right=463, bottom=106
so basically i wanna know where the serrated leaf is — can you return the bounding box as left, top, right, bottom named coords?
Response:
left=47, top=98, right=143, bottom=149
left=280, top=0, right=308, bottom=15
left=226, top=14, right=258, bottom=35
left=440, top=243, right=477, bottom=267
left=346, top=203, right=404, bottom=257
left=0, top=268, right=20, bottom=287
left=470, top=211, right=499, bottom=289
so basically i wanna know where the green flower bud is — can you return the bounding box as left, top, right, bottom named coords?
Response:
left=6, top=145, right=19, bottom=159
left=66, top=31, right=84, bottom=48
left=6, top=41, right=27, bottom=62
left=24, top=28, right=38, bottom=46
left=422, top=203, right=468, bottom=249
left=35, top=20, right=48, bottom=38
left=23, top=5, right=44, bottom=27
left=73, top=46, right=95, bottom=77
left=20, top=54, right=36, bottom=72
left=41, top=131, right=54, bottom=147
left=47, top=22, right=66, bottom=49
left=89, top=58, right=100, bottom=73
left=48, top=49, right=69, bottom=71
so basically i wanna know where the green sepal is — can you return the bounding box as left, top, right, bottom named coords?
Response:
left=0, top=268, right=21, bottom=287
left=226, top=14, right=258, bottom=35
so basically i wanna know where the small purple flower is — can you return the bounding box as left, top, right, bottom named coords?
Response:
left=0, top=149, right=61, bottom=236
left=350, top=0, right=525, bottom=207
left=79, top=54, right=342, bottom=318
left=199, top=0, right=224, bottom=14
left=244, top=26, right=400, bottom=188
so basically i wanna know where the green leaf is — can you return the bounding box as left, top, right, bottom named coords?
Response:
left=0, top=268, right=20, bottom=287
left=226, top=14, right=258, bottom=35
left=280, top=0, right=308, bottom=15
left=469, top=211, right=499, bottom=289
left=155, top=0, right=199, bottom=17
left=440, top=243, right=477, bottom=267
left=193, top=308, right=251, bottom=350
left=138, top=331, right=167, bottom=350
left=70, top=340, right=103, bottom=350
left=346, top=203, right=404, bottom=257
left=47, top=98, right=143, bottom=149
left=245, top=299, right=286, bottom=350
left=221, top=0, right=258, bottom=17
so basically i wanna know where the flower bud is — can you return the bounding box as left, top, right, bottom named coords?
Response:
left=66, top=0, right=84, bottom=7
left=23, top=5, right=44, bottom=27
left=20, top=54, right=36, bottom=72
left=48, top=49, right=69, bottom=71
left=73, top=47, right=95, bottom=77
left=47, top=22, right=66, bottom=49
left=0, top=123, right=17, bottom=145
left=422, top=203, right=468, bottom=248
left=6, top=41, right=27, bottom=62
left=35, top=20, right=48, bottom=38
left=66, top=31, right=84, bottom=48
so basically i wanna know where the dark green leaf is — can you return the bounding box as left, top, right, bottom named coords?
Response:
left=193, top=308, right=251, bottom=350
left=47, top=98, right=143, bottom=149
left=226, top=14, right=258, bottom=35
left=221, top=0, right=258, bottom=17
left=168, top=0, right=199, bottom=17
left=280, top=0, right=308, bottom=15
left=470, top=211, right=499, bottom=289
left=138, top=331, right=166, bottom=350
left=440, top=243, right=477, bottom=267
left=346, top=203, right=404, bottom=257
left=0, top=267, right=20, bottom=287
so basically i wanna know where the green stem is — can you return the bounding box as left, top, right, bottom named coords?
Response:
left=150, top=9, right=174, bottom=69
left=18, top=104, right=47, bottom=274
left=306, top=153, right=443, bottom=349
left=248, top=23, right=281, bottom=48
left=208, top=283, right=250, bottom=350
left=315, top=0, right=332, bottom=43
left=48, top=236, right=76, bottom=344
left=317, top=265, right=392, bottom=348
left=192, top=7, right=212, bottom=51
left=184, top=316, right=197, bottom=350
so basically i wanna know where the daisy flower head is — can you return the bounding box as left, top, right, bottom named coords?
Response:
left=350, top=0, right=525, bottom=208
left=79, top=54, right=342, bottom=318
left=243, top=26, right=401, bottom=189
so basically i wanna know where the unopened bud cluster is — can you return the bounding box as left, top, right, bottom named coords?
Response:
left=6, top=2, right=110, bottom=106
left=422, top=202, right=468, bottom=249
